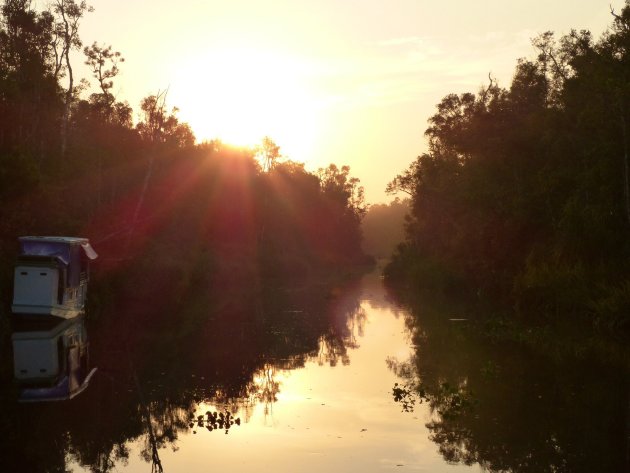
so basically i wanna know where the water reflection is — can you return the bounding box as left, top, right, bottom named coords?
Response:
left=387, top=287, right=630, bottom=473
left=0, top=275, right=367, bottom=472
left=11, top=315, right=96, bottom=402
left=3, top=270, right=628, bottom=472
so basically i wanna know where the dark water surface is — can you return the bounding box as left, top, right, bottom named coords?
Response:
left=0, top=270, right=627, bottom=472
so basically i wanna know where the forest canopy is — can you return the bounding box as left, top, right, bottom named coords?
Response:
left=386, top=2, right=630, bottom=333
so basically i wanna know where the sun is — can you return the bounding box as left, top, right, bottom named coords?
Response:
left=171, top=46, right=321, bottom=161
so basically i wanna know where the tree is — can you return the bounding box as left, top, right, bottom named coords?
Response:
left=51, top=0, right=92, bottom=156
left=256, top=136, right=281, bottom=172
left=0, top=0, right=62, bottom=170
left=386, top=159, right=420, bottom=197
left=83, top=41, right=123, bottom=115
left=136, top=92, right=194, bottom=147
left=318, top=163, right=366, bottom=218
left=386, top=1, right=630, bottom=330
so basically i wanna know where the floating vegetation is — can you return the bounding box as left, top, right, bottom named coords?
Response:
left=188, top=409, right=241, bottom=435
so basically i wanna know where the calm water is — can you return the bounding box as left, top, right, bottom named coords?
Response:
left=1, top=269, right=627, bottom=472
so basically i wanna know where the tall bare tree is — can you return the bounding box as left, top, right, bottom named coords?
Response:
left=52, top=0, right=92, bottom=156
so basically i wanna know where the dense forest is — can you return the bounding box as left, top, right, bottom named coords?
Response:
left=386, top=3, right=630, bottom=335
left=0, top=0, right=371, bottom=327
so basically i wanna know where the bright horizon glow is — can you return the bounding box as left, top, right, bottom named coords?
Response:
left=170, top=46, right=323, bottom=161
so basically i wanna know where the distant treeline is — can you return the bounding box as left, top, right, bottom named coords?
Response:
left=361, top=198, right=409, bottom=259
left=0, top=0, right=370, bottom=320
left=386, top=3, right=630, bottom=333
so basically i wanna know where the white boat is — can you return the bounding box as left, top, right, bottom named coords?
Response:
left=12, top=236, right=98, bottom=319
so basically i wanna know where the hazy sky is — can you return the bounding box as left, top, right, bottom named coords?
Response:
left=67, top=0, right=625, bottom=203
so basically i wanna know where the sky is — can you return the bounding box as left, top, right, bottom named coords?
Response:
left=60, top=0, right=627, bottom=203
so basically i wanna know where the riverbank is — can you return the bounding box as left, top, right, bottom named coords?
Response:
left=383, top=275, right=630, bottom=371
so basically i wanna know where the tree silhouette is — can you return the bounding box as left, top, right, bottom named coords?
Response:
left=386, top=2, right=630, bottom=331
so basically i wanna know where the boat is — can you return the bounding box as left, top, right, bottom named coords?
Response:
left=11, top=236, right=98, bottom=319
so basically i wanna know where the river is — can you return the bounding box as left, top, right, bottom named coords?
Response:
left=0, top=269, right=627, bottom=472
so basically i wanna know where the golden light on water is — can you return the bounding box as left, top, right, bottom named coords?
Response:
left=171, top=46, right=322, bottom=159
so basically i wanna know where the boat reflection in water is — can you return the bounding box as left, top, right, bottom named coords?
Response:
left=11, top=315, right=97, bottom=402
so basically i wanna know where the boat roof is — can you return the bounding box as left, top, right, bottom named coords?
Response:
left=19, top=236, right=90, bottom=244
left=18, top=236, right=98, bottom=261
